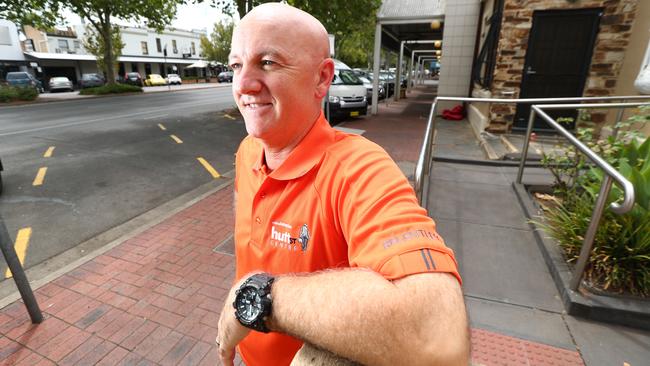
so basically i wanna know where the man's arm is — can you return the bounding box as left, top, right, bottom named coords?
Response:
left=269, top=268, right=469, bottom=366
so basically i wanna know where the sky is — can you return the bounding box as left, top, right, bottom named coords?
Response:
left=62, top=2, right=234, bottom=34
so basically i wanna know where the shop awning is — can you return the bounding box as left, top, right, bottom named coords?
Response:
left=24, top=52, right=96, bottom=61
left=186, top=60, right=209, bottom=68
left=24, top=52, right=203, bottom=65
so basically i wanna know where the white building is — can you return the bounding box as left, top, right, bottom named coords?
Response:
left=13, top=21, right=207, bottom=86
left=0, top=19, right=27, bottom=78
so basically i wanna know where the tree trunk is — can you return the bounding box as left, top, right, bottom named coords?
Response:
left=102, top=14, right=116, bottom=85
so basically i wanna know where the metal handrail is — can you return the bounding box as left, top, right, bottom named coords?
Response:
left=414, top=95, right=650, bottom=292
left=415, top=95, right=650, bottom=209
left=518, top=102, right=648, bottom=290
left=516, top=102, right=646, bottom=214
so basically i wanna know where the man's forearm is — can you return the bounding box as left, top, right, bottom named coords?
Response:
left=268, top=269, right=469, bottom=366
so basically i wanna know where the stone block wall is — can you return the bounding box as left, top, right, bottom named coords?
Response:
left=487, top=0, right=638, bottom=132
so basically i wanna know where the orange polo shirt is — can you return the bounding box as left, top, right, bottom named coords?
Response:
left=234, top=111, right=460, bottom=366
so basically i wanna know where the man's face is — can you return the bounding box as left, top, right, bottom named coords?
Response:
left=229, top=21, right=321, bottom=143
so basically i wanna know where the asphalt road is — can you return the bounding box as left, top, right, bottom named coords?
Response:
left=0, top=87, right=247, bottom=279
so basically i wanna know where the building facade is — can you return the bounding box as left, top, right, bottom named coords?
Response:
left=0, top=19, right=27, bottom=79
left=469, top=0, right=648, bottom=133
left=1, top=20, right=207, bottom=87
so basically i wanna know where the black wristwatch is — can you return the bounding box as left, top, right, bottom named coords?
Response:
left=233, top=273, right=275, bottom=333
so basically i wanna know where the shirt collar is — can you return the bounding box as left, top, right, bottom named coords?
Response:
left=252, top=111, right=335, bottom=181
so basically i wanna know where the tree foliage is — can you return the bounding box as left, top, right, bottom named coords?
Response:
left=0, top=0, right=61, bottom=28
left=200, top=20, right=234, bottom=63
left=83, top=25, right=125, bottom=78
left=212, top=0, right=381, bottom=68
left=287, top=0, right=381, bottom=68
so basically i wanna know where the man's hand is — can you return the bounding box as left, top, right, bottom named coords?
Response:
left=216, top=276, right=251, bottom=366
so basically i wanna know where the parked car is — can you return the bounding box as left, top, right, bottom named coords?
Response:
left=124, top=72, right=144, bottom=86
left=5, top=71, right=44, bottom=93
left=325, top=59, right=368, bottom=122
left=217, top=71, right=233, bottom=83
left=165, top=74, right=182, bottom=85
left=358, top=76, right=385, bottom=103
left=144, top=74, right=167, bottom=86
left=80, top=73, right=105, bottom=88
left=48, top=76, right=74, bottom=92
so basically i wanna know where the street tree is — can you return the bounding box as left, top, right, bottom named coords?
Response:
left=2, top=0, right=202, bottom=84
left=211, top=0, right=274, bottom=18
left=200, top=20, right=234, bottom=64
left=288, top=0, right=381, bottom=66
left=212, top=0, right=381, bottom=67
left=83, top=25, right=125, bottom=80
left=0, top=0, right=60, bottom=28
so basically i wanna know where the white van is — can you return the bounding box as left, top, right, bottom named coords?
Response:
left=325, top=59, right=368, bottom=121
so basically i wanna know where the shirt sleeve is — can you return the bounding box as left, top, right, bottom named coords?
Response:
left=334, top=138, right=461, bottom=284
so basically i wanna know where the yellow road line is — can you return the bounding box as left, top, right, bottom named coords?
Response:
left=224, top=114, right=236, bottom=120
left=43, top=146, right=55, bottom=158
left=170, top=134, right=183, bottom=144
left=33, top=167, right=47, bottom=186
left=197, top=157, right=220, bottom=178
left=158, top=123, right=167, bottom=131
left=5, top=227, right=32, bottom=278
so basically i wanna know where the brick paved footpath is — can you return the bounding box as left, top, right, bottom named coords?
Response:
left=0, top=91, right=585, bottom=364
left=0, top=182, right=584, bottom=365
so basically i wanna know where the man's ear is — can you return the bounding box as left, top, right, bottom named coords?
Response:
left=315, top=59, right=335, bottom=98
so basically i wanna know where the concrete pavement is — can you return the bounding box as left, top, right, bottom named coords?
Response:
left=0, top=85, right=648, bottom=365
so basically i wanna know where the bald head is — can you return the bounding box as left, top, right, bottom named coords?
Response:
left=228, top=3, right=335, bottom=147
left=235, top=3, right=330, bottom=62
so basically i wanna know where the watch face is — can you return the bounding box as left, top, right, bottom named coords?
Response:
left=236, top=287, right=263, bottom=323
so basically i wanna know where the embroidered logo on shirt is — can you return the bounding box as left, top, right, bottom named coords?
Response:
left=269, top=222, right=310, bottom=252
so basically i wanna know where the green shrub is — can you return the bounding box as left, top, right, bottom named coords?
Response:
left=0, top=85, right=38, bottom=102
left=538, top=106, right=650, bottom=296
left=0, top=85, right=18, bottom=102
left=79, top=83, right=143, bottom=95
left=15, top=86, right=38, bottom=101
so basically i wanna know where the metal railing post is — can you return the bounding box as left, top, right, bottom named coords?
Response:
left=611, top=99, right=626, bottom=139
left=570, top=175, right=613, bottom=291
left=0, top=216, right=43, bottom=324
left=516, top=107, right=537, bottom=184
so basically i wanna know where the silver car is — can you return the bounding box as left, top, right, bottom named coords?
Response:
left=49, top=77, right=74, bottom=92
left=165, top=74, right=182, bottom=85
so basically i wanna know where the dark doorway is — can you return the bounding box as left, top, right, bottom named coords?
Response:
left=42, top=66, right=78, bottom=88
left=513, top=8, right=602, bottom=131
left=144, top=63, right=152, bottom=77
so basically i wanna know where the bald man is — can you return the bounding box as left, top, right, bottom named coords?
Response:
left=216, top=4, right=469, bottom=366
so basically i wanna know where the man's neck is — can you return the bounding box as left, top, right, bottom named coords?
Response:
left=261, top=112, right=320, bottom=171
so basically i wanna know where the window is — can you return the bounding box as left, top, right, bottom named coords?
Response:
left=191, top=42, right=196, bottom=55
left=172, top=40, right=177, bottom=54
left=0, top=26, right=11, bottom=46
left=156, top=38, right=162, bottom=53
left=141, top=41, right=148, bottom=55
left=73, top=40, right=80, bottom=49
left=58, top=39, right=69, bottom=52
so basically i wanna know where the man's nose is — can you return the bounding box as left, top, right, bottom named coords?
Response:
left=234, top=65, right=262, bottom=95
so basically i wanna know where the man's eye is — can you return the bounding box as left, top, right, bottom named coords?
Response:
left=261, top=60, right=275, bottom=67
left=230, top=63, right=241, bottom=70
